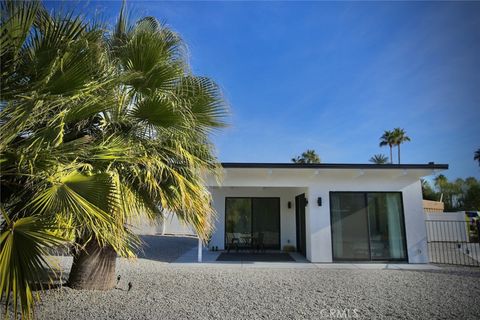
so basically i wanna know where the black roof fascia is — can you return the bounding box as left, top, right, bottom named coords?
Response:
left=220, top=162, right=448, bottom=170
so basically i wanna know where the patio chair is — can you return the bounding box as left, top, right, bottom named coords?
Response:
left=226, top=233, right=239, bottom=253
left=254, top=232, right=265, bottom=253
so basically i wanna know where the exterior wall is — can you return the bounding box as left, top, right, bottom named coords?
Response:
left=131, top=212, right=195, bottom=236
left=208, top=168, right=433, bottom=263
left=130, top=215, right=161, bottom=235
left=209, top=187, right=307, bottom=250
left=304, top=177, right=427, bottom=263
left=162, top=213, right=195, bottom=235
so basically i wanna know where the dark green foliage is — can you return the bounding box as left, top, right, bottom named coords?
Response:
left=464, top=184, right=480, bottom=211
left=421, top=179, right=438, bottom=201
left=291, top=149, right=321, bottom=164
left=369, top=154, right=389, bottom=164
left=1, top=1, right=227, bottom=317
left=424, top=176, right=480, bottom=211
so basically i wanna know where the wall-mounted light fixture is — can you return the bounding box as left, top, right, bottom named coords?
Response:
left=287, top=201, right=292, bottom=209
left=317, top=197, right=322, bottom=206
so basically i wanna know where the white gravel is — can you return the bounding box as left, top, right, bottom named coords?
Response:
left=5, top=236, right=480, bottom=319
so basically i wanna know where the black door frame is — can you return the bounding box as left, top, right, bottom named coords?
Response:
left=224, top=197, right=281, bottom=250
left=295, top=194, right=307, bottom=257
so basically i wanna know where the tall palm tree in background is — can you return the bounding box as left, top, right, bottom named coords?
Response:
left=369, top=154, right=389, bottom=164
left=475, top=148, right=480, bottom=166
left=0, top=1, right=227, bottom=318
left=379, top=130, right=395, bottom=164
left=392, top=128, right=410, bottom=164
left=291, top=149, right=321, bottom=164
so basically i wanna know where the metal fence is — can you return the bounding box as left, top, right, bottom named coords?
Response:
left=426, top=220, right=480, bottom=267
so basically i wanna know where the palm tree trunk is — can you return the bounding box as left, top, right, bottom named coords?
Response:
left=398, top=144, right=401, bottom=164
left=389, top=146, right=393, bottom=164
left=68, top=237, right=117, bottom=290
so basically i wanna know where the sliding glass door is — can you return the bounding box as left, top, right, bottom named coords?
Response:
left=367, top=193, right=407, bottom=260
left=331, top=193, right=370, bottom=260
left=225, top=197, right=280, bottom=249
left=330, top=192, right=407, bottom=261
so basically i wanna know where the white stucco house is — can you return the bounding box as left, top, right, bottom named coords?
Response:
left=205, top=162, right=448, bottom=263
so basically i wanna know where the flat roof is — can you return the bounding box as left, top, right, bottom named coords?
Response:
left=221, top=162, right=448, bottom=170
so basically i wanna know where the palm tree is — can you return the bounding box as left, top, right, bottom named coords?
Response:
left=474, top=148, right=480, bottom=166
left=0, top=2, right=227, bottom=318
left=392, top=128, right=410, bottom=164
left=292, top=149, right=321, bottom=163
left=421, top=179, right=438, bottom=201
left=369, top=154, right=389, bottom=164
left=434, top=174, right=451, bottom=207
left=379, top=130, right=395, bottom=164
left=434, top=174, right=448, bottom=190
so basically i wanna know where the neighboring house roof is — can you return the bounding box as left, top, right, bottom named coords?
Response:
left=221, top=162, right=448, bottom=170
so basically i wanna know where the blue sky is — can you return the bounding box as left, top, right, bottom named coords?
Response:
left=47, top=1, right=480, bottom=180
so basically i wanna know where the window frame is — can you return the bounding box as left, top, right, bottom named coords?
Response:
left=224, top=197, right=281, bottom=250
left=329, top=191, right=409, bottom=262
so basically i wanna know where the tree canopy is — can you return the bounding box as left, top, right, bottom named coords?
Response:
left=369, top=154, right=389, bottom=164
left=0, top=1, right=227, bottom=317
left=291, top=149, right=321, bottom=164
left=379, top=128, right=410, bottom=164
left=422, top=176, right=480, bottom=211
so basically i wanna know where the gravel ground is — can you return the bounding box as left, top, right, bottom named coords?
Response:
left=6, top=236, right=480, bottom=320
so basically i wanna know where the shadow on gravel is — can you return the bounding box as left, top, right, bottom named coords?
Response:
left=136, top=235, right=197, bottom=262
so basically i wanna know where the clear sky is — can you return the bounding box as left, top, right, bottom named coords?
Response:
left=47, top=1, right=480, bottom=180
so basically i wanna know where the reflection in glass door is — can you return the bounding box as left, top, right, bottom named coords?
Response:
left=331, top=193, right=370, bottom=260
left=367, top=193, right=407, bottom=260
left=225, top=197, right=280, bottom=249
left=252, top=198, right=280, bottom=249
left=330, top=192, right=407, bottom=261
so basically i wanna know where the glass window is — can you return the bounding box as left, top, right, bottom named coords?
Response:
left=367, top=193, right=406, bottom=260
left=225, top=198, right=251, bottom=243
left=225, top=198, right=280, bottom=249
left=331, top=193, right=370, bottom=260
left=252, top=198, right=280, bottom=248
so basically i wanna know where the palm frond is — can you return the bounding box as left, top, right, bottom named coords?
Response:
left=0, top=210, right=67, bottom=320
left=0, top=0, right=39, bottom=77
left=1, top=1, right=228, bottom=308
left=27, top=170, right=118, bottom=243
left=129, top=93, right=187, bottom=130
left=178, top=76, right=228, bottom=131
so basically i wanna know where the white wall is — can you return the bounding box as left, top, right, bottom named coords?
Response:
left=304, top=178, right=428, bottom=263
left=130, top=215, right=162, bottom=235
left=208, top=168, right=434, bottom=263
left=131, top=212, right=195, bottom=236
left=209, top=187, right=307, bottom=250
left=162, top=212, right=196, bottom=235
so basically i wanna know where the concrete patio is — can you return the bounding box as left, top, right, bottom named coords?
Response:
left=172, top=238, right=442, bottom=270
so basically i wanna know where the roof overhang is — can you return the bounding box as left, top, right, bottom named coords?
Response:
left=206, top=162, right=448, bottom=188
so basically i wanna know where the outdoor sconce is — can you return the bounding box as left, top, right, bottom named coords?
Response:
left=317, top=197, right=322, bottom=206
left=288, top=201, right=292, bottom=209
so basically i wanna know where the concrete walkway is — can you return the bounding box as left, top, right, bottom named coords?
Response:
left=173, top=246, right=441, bottom=270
